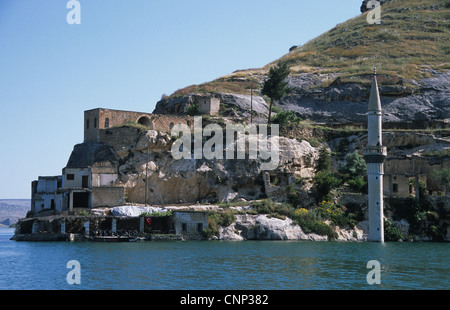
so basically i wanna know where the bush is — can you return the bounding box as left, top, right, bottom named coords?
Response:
left=218, top=210, right=237, bottom=227
left=313, top=170, right=342, bottom=202
left=315, top=147, right=332, bottom=173
left=286, top=183, right=299, bottom=207
left=347, top=176, right=368, bottom=193
left=384, top=219, right=404, bottom=241
left=316, top=200, right=356, bottom=228
left=204, top=210, right=237, bottom=238
left=251, top=199, right=295, bottom=219
left=187, top=103, right=199, bottom=116
left=340, top=150, right=367, bottom=178
left=252, top=199, right=276, bottom=215
left=204, top=216, right=219, bottom=239
left=291, top=208, right=336, bottom=240
left=272, top=110, right=302, bottom=126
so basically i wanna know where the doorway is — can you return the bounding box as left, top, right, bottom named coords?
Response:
left=82, top=175, right=89, bottom=188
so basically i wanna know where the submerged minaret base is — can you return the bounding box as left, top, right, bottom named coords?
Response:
left=363, top=68, right=387, bottom=242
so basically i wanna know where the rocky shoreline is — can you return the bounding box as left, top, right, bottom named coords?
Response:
left=11, top=201, right=448, bottom=242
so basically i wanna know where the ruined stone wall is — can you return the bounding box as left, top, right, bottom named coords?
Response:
left=173, top=211, right=208, bottom=235
left=99, top=127, right=142, bottom=149
left=384, top=174, right=427, bottom=198
left=151, top=114, right=193, bottom=133
left=97, top=109, right=153, bottom=129
left=91, top=187, right=125, bottom=208
left=197, top=96, right=220, bottom=115
left=84, top=109, right=101, bottom=142
left=85, top=108, right=193, bottom=142
left=85, top=108, right=154, bottom=142
left=384, top=156, right=450, bottom=195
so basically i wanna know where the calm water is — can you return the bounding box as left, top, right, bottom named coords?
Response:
left=0, top=227, right=448, bottom=290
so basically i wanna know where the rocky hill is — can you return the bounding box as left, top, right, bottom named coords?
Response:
left=155, top=0, right=450, bottom=126
left=0, top=200, right=30, bottom=226
left=108, top=126, right=320, bottom=205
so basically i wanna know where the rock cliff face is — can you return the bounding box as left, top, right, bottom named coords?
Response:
left=281, top=70, right=450, bottom=125
left=153, top=70, right=450, bottom=127
left=217, top=214, right=366, bottom=241
left=110, top=127, right=319, bottom=205
left=154, top=92, right=269, bottom=117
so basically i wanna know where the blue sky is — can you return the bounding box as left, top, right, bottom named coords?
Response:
left=0, top=0, right=362, bottom=199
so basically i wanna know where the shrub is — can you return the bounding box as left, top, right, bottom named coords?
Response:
left=217, top=209, right=237, bottom=227
left=286, top=183, right=299, bottom=207
left=316, top=200, right=355, bottom=228
left=340, top=150, right=367, bottom=178
left=204, top=210, right=237, bottom=238
left=187, top=103, right=199, bottom=116
left=315, top=147, right=332, bottom=173
left=275, top=202, right=295, bottom=218
left=204, top=216, right=219, bottom=239
left=313, top=170, right=342, bottom=202
left=252, top=199, right=276, bottom=215
left=272, top=110, right=302, bottom=126
left=347, top=176, right=368, bottom=193
left=384, top=219, right=404, bottom=241
left=432, top=168, right=450, bottom=194
left=291, top=207, right=336, bottom=240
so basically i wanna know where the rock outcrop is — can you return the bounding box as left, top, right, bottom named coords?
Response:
left=154, top=70, right=450, bottom=127
left=280, top=70, right=450, bottom=126
left=109, top=128, right=320, bottom=205
left=360, top=0, right=392, bottom=13
left=217, top=214, right=366, bottom=241
left=153, top=92, right=269, bottom=117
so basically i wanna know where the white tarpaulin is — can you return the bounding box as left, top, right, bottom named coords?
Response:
left=111, top=206, right=167, bottom=217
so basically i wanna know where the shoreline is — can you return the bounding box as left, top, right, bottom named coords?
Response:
left=8, top=212, right=447, bottom=243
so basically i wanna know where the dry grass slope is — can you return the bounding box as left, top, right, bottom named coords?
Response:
left=170, top=0, right=449, bottom=97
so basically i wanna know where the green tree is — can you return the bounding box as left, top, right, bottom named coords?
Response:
left=313, top=170, right=342, bottom=202
left=432, top=168, right=450, bottom=195
left=340, top=151, right=366, bottom=178
left=315, top=147, right=332, bottom=173
left=262, top=61, right=291, bottom=124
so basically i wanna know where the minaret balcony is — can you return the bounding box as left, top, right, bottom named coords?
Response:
left=363, top=146, right=387, bottom=163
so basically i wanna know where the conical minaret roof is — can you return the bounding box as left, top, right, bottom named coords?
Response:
left=368, top=68, right=382, bottom=112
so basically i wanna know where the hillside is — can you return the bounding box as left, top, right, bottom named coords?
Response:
left=156, top=0, right=450, bottom=125
left=0, top=200, right=30, bottom=226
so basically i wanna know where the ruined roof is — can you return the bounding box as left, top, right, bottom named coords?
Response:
left=66, top=142, right=118, bottom=168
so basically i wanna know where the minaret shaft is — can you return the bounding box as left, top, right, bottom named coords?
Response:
left=364, top=70, right=386, bottom=242
left=367, top=167, right=385, bottom=242
left=367, top=111, right=382, bottom=146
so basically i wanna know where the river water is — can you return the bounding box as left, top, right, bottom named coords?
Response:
left=0, top=228, right=448, bottom=290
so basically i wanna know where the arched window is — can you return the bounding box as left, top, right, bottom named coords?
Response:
left=137, top=116, right=152, bottom=129
left=105, top=118, right=110, bottom=128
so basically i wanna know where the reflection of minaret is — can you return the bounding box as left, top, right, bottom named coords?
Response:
left=363, top=68, right=387, bottom=242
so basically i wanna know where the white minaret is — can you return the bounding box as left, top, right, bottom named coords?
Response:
left=363, top=68, right=387, bottom=242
